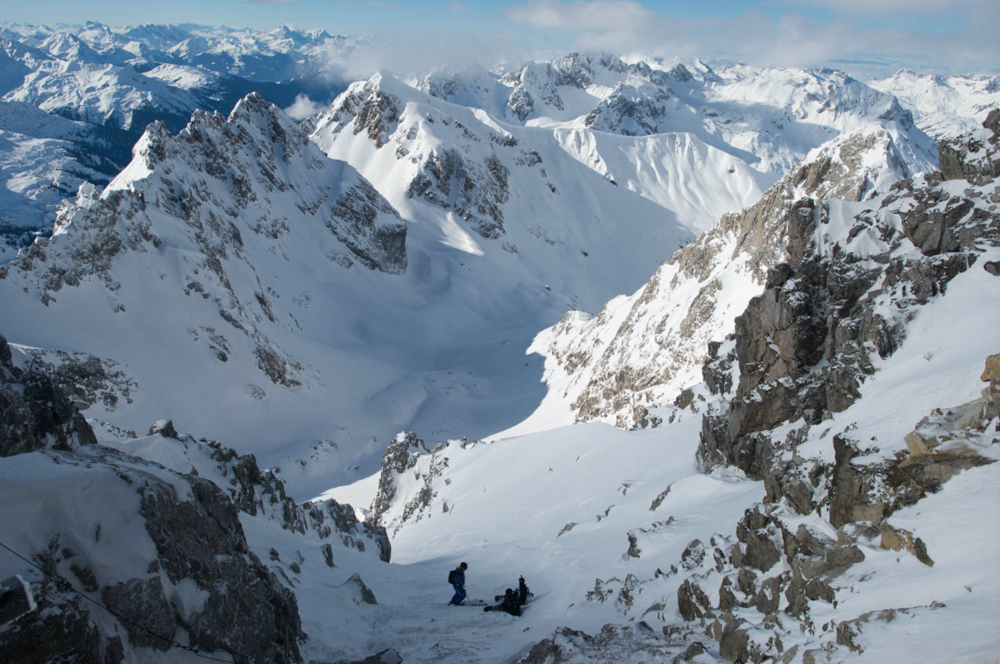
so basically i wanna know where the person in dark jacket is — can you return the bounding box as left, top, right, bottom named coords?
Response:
left=449, top=562, right=468, bottom=605
left=517, top=576, right=530, bottom=605
left=484, top=588, right=520, bottom=616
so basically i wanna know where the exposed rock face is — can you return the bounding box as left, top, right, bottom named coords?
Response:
left=367, top=431, right=453, bottom=535
left=701, top=118, right=1000, bottom=481
left=939, top=108, right=1000, bottom=184
left=0, top=338, right=401, bottom=662
left=324, top=75, right=403, bottom=148
left=0, top=448, right=304, bottom=663
left=532, top=123, right=924, bottom=430
left=405, top=148, right=510, bottom=239
left=672, top=118, right=1000, bottom=662
left=584, top=82, right=671, bottom=136
left=368, top=431, right=428, bottom=528
left=0, top=332, right=97, bottom=457
left=109, top=430, right=392, bottom=564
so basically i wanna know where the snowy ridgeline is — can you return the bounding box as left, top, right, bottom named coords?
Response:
left=0, top=51, right=954, bottom=490
left=6, top=21, right=987, bottom=262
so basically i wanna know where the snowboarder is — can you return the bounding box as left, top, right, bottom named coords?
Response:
left=484, top=588, right=521, bottom=616
left=496, top=575, right=532, bottom=605
left=448, top=562, right=468, bottom=605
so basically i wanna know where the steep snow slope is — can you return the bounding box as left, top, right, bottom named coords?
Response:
left=871, top=70, right=1000, bottom=140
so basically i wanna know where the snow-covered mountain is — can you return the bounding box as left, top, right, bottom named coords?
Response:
left=0, top=22, right=359, bottom=251
left=416, top=55, right=938, bottom=178
left=1, top=23, right=998, bottom=663
left=870, top=69, right=1000, bottom=140
left=1, top=77, right=742, bottom=494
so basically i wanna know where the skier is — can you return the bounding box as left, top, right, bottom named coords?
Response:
left=484, top=588, right=521, bottom=616
left=448, top=562, right=468, bottom=605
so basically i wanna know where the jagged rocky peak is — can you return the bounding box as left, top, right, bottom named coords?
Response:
left=366, top=431, right=456, bottom=536
left=316, top=72, right=404, bottom=148
left=1, top=90, right=407, bottom=299
left=501, top=52, right=643, bottom=122
left=583, top=81, right=671, bottom=137
left=529, top=113, right=930, bottom=431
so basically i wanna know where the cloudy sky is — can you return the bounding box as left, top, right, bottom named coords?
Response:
left=5, top=0, right=999, bottom=75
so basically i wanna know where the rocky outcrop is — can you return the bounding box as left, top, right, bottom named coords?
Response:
left=0, top=332, right=97, bottom=457
left=405, top=148, right=510, bottom=239
left=323, top=75, right=402, bottom=149
left=584, top=83, right=671, bottom=136
left=676, top=120, right=1000, bottom=662
left=939, top=107, right=1000, bottom=184
left=109, top=428, right=392, bottom=564
left=0, top=447, right=304, bottom=663
left=367, top=431, right=452, bottom=535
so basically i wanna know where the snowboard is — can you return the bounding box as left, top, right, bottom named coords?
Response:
left=449, top=598, right=488, bottom=606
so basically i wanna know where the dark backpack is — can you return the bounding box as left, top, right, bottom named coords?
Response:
left=448, top=569, right=457, bottom=585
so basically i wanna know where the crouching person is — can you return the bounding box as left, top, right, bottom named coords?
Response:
left=484, top=588, right=521, bottom=616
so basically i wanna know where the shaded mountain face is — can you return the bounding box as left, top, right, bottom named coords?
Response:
left=0, top=332, right=389, bottom=664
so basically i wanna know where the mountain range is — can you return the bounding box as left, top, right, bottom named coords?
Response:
left=0, top=20, right=998, bottom=664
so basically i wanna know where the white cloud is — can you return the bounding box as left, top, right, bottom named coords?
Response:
left=284, top=94, right=324, bottom=120
left=449, top=2, right=471, bottom=13
left=501, top=0, right=1000, bottom=74
left=504, top=0, right=655, bottom=30
left=780, top=0, right=992, bottom=16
